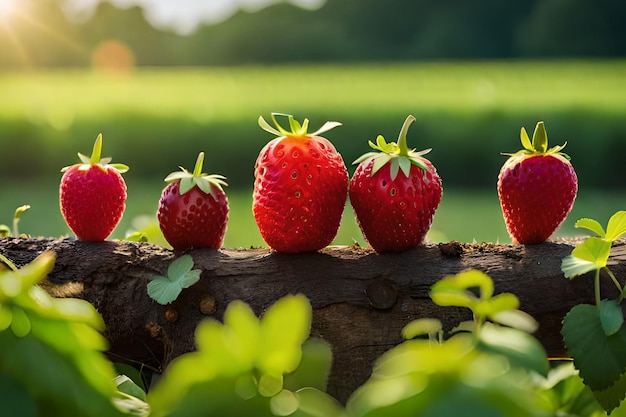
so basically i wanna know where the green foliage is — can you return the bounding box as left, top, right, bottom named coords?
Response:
left=2, top=63, right=626, bottom=189
left=0, top=252, right=133, bottom=417
left=2, top=256, right=622, bottom=416
left=0, top=204, right=31, bottom=238
left=561, top=211, right=626, bottom=413
left=348, top=269, right=553, bottom=417
left=147, top=293, right=341, bottom=417
left=147, top=255, right=201, bottom=305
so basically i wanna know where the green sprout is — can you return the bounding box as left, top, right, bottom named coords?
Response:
left=560, top=210, right=626, bottom=413
left=147, top=255, right=201, bottom=305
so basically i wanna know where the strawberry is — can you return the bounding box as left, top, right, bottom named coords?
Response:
left=157, top=152, right=229, bottom=251
left=349, top=115, right=442, bottom=253
left=60, top=134, right=128, bottom=241
left=497, top=121, right=578, bottom=244
left=253, top=113, right=348, bottom=253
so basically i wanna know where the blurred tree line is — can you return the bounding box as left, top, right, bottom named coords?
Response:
left=1, top=0, right=625, bottom=68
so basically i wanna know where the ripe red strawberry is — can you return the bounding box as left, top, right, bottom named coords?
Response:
left=253, top=113, right=348, bottom=253
left=157, top=152, right=229, bottom=251
left=497, top=121, right=578, bottom=244
left=60, top=134, right=128, bottom=241
left=349, top=115, right=442, bottom=253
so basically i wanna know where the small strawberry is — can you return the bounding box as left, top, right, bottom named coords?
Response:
left=253, top=113, right=348, bottom=253
left=157, top=152, right=229, bottom=251
left=497, top=121, right=578, bottom=244
left=349, top=115, right=442, bottom=253
left=60, top=134, right=128, bottom=241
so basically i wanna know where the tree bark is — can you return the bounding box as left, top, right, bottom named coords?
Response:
left=1, top=236, right=625, bottom=403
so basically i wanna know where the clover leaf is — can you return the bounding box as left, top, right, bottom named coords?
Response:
left=147, top=255, right=201, bottom=305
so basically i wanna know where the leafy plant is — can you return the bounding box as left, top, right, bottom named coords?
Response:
left=347, top=269, right=554, bottom=417
left=561, top=210, right=626, bottom=413
left=147, top=255, right=201, bottom=305
left=0, top=252, right=143, bottom=417
left=0, top=204, right=31, bottom=238
left=147, top=293, right=341, bottom=417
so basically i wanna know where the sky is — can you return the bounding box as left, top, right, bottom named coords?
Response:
left=62, top=0, right=326, bottom=35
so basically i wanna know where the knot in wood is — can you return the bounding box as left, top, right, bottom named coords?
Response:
left=199, top=295, right=217, bottom=315
left=165, top=306, right=179, bottom=323
left=365, top=279, right=398, bottom=310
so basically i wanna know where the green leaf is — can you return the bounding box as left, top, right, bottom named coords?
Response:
left=490, top=309, right=538, bottom=333
left=474, top=293, right=520, bottom=320
left=531, top=121, right=548, bottom=153
left=283, top=338, right=333, bottom=392
left=270, top=389, right=299, bottom=416
left=257, top=294, right=312, bottom=377
left=259, top=373, right=283, bottom=397
left=402, top=318, right=443, bottom=340
left=600, top=299, right=624, bottom=337
left=575, top=218, right=606, bottom=237
left=477, top=324, right=549, bottom=377
left=294, top=387, right=345, bottom=417
left=561, top=237, right=611, bottom=278
left=605, top=211, right=626, bottom=242
left=11, top=307, right=31, bottom=337
left=147, top=255, right=201, bottom=305
left=371, top=154, right=391, bottom=176
left=593, top=370, right=626, bottom=413
left=114, top=374, right=147, bottom=402
left=520, top=127, right=533, bottom=152
left=430, top=269, right=494, bottom=311
left=309, top=121, right=341, bottom=137
left=398, top=156, right=411, bottom=178
left=562, top=304, right=626, bottom=391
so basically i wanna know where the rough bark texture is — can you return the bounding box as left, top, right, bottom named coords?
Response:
left=1, top=236, right=625, bottom=403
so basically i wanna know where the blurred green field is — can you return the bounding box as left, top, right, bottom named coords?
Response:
left=1, top=60, right=626, bottom=188
left=3, top=180, right=625, bottom=247
left=1, top=61, right=625, bottom=247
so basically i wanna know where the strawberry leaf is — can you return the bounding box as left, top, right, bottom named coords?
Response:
left=259, top=113, right=340, bottom=138
left=562, top=303, right=626, bottom=392
left=575, top=218, right=606, bottom=238
left=147, top=255, right=201, bottom=305
left=477, top=324, right=549, bottom=377
left=163, top=153, right=228, bottom=198
left=592, top=372, right=626, bottom=414
left=600, top=299, right=624, bottom=337
left=520, top=127, right=533, bottom=152
left=401, top=318, right=442, bottom=340
left=605, top=211, right=626, bottom=242
left=561, top=237, right=611, bottom=279
left=531, top=121, right=548, bottom=153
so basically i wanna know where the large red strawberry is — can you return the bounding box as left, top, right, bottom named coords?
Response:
left=253, top=113, right=348, bottom=253
left=60, top=134, right=128, bottom=241
left=349, top=115, right=442, bottom=253
left=497, top=121, right=578, bottom=244
left=157, top=152, right=229, bottom=251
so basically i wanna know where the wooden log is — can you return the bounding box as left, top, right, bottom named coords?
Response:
left=1, top=236, right=625, bottom=403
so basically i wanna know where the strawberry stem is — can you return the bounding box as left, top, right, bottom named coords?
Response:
left=396, top=115, right=416, bottom=157
left=192, top=152, right=205, bottom=177
left=90, top=134, right=103, bottom=164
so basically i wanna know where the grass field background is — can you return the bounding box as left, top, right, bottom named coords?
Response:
left=1, top=60, right=625, bottom=247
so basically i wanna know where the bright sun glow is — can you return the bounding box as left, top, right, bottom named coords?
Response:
left=0, top=0, right=19, bottom=23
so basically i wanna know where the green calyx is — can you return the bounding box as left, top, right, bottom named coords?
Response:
left=62, top=133, right=129, bottom=173
left=505, top=121, right=570, bottom=159
left=258, top=112, right=341, bottom=138
left=352, top=115, right=430, bottom=180
left=164, top=152, right=227, bottom=199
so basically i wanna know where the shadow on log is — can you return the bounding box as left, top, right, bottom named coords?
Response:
left=1, top=236, right=625, bottom=403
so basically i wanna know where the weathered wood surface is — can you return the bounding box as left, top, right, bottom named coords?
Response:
left=1, top=236, right=625, bottom=403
